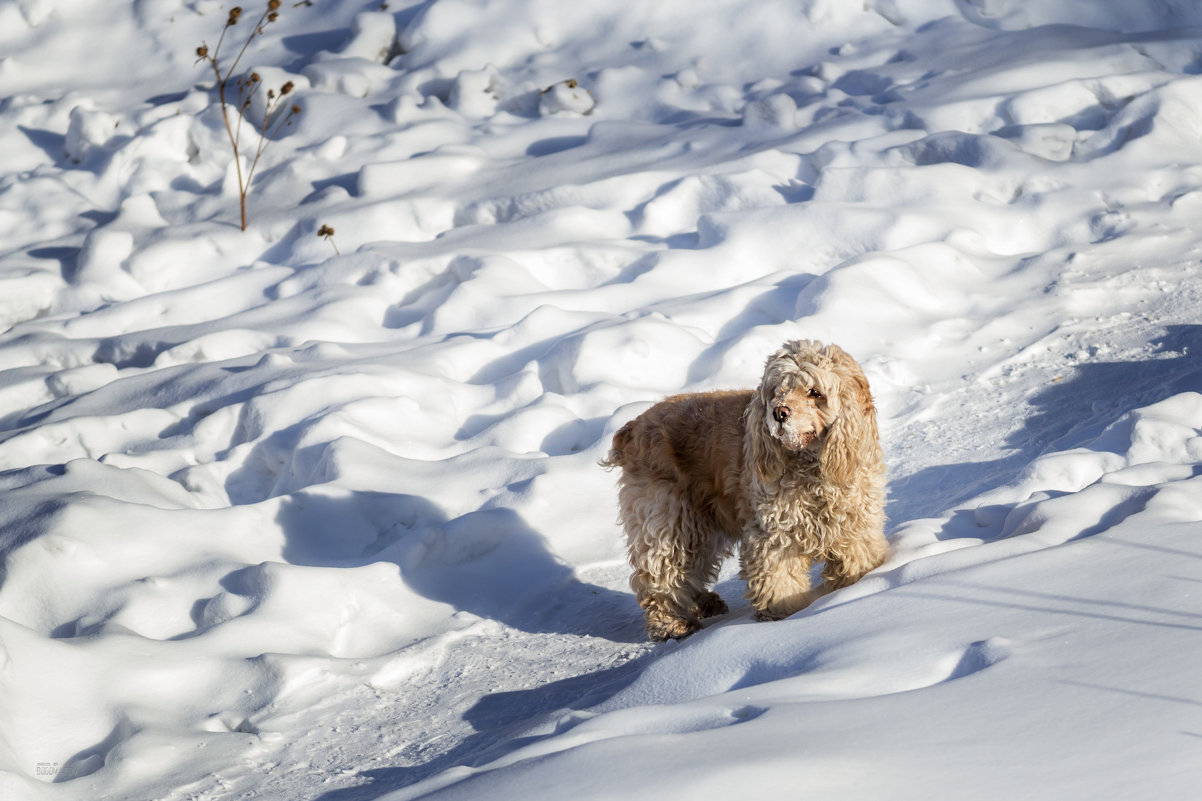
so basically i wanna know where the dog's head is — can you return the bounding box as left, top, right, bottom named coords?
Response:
left=748, top=339, right=879, bottom=482
left=756, top=340, right=842, bottom=453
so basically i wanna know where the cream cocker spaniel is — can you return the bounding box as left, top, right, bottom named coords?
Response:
left=603, top=339, right=887, bottom=640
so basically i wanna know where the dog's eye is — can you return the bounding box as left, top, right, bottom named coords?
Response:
left=807, top=388, right=823, bottom=400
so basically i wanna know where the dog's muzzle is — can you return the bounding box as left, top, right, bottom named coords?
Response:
left=770, top=417, right=816, bottom=451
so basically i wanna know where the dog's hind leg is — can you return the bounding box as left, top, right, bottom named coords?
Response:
left=693, top=588, right=729, bottom=619
left=629, top=547, right=703, bottom=641
left=687, top=537, right=731, bottom=620
left=623, top=488, right=729, bottom=640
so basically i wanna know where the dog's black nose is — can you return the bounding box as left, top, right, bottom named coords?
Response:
left=773, top=406, right=790, bottom=423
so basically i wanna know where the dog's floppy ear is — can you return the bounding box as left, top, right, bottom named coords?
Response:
left=819, top=345, right=881, bottom=486
left=744, top=349, right=795, bottom=484
left=744, top=393, right=784, bottom=483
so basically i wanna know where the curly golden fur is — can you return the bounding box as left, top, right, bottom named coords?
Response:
left=602, top=340, right=887, bottom=641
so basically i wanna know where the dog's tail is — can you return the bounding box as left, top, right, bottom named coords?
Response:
left=598, top=421, right=633, bottom=470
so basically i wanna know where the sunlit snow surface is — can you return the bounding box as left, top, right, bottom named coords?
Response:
left=1, top=1, right=1201, bottom=799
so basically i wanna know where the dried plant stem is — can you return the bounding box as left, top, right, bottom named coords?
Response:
left=208, top=57, right=250, bottom=229
left=198, top=2, right=296, bottom=231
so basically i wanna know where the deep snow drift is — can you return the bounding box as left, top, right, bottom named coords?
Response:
left=1, top=1, right=1201, bottom=799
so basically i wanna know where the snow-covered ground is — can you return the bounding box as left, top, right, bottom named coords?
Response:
left=2, top=0, right=1202, bottom=798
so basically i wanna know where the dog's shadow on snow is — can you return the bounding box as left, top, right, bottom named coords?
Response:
left=278, top=492, right=652, bottom=801
left=887, top=323, right=1202, bottom=532
left=272, top=491, right=642, bottom=642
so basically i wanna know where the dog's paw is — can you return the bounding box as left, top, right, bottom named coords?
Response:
left=646, top=616, right=701, bottom=641
left=752, top=608, right=787, bottom=623
left=695, top=591, right=729, bottom=619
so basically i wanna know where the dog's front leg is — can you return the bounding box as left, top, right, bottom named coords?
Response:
left=821, top=530, right=888, bottom=590
left=740, top=523, right=814, bottom=621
